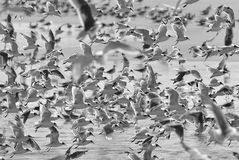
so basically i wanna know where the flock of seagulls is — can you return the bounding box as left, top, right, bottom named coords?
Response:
left=0, top=0, right=238, bottom=159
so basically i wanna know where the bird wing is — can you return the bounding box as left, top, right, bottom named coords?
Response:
left=40, top=105, right=52, bottom=122
left=210, top=102, right=230, bottom=136
left=32, top=47, right=39, bottom=60
left=134, top=28, right=150, bottom=37
left=21, top=33, right=34, bottom=45
left=103, top=41, right=138, bottom=54
left=158, top=24, right=168, bottom=37
left=10, top=41, right=19, bottom=52
left=50, top=69, right=65, bottom=79
left=172, top=23, right=186, bottom=38
left=21, top=109, right=31, bottom=124
left=72, top=86, right=84, bottom=104
left=80, top=41, right=92, bottom=56
left=0, top=51, right=8, bottom=65
left=8, top=115, right=25, bottom=138
left=190, top=70, right=202, bottom=79
left=206, top=65, right=218, bottom=73
left=49, top=29, right=55, bottom=42
left=217, top=57, right=227, bottom=70
left=26, top=138, right=41, bottom=150
left=69, top=150, right=87, bottom=159
left=41, top=34, right=48, bottom=43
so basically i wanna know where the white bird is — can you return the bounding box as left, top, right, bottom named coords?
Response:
left=208, top=102, right=239, bottom=144
left=155, top=22, right=171, bottom=43
left=8, top=115, right=40, bottom=150
left=10, top=142, right=31, bottom=158
left=46, top=126, right=65, bottom=149
left=71, top=85, right=90, bottom=109
left=34, top=105, right=58, bottom=132
left=171, top=18, right=190, bottom=45
left=207, top=15, right=229, bottom=32
left=44, top=1, right=61, bottom=17
left=21, top=31, right=39, bottom=50
left=116, top=0, right=134, bottom=13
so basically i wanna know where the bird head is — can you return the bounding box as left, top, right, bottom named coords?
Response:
left=4, top=144, right=10, bottom=148
left=27, top=135, right=33, bottom=138
left=53, top=122, right=58, bottom=128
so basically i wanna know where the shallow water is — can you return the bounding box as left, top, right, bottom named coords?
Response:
left=1, top=0, right=239, bottom=159
left=1, top=61, right=239, bottom=160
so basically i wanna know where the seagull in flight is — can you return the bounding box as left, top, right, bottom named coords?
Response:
left=171, top=17, right=190, bottom=45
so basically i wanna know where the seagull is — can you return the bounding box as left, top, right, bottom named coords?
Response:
left=20, top=31, right=39, bottom=50
left=41, top=29, right=56, bottom=54
left=8, top=115, right=40, bottom=150
left=46, top=126, right=65, bottom=150
left=164, top=123, right=184, bottom=141
left=71, top=117, right=93, bottom=129
left=145, top=47, right=166, bottom=62
left=102, top=40, right=139, bottom=55
left=143, top=143, right=160, bottom=160
left=208, top=102, right=239, bottom=144
left=201, top=5, right=212, bottom=15
left=34, top=104, right=58, bottom=132
left=171, top=18, right=190, bottom=45
left=116, top=0, right=133, bottom=13
left=180, top=111, right=207, bottom=134
left=209, top=78, right=223, bottom=87
left=9, top=142, right=31, bottom=158
left=71, top=85, right=90, bottom=109
left=220, top=99, right=235, bottom=110
left=44, top=1, right=61, bottom=17
left=207, top=15, right=229, bottom=32
left=155, top=21, right=171, bottom=43
left=223, top=6, right=235, bottom=27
